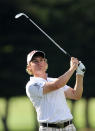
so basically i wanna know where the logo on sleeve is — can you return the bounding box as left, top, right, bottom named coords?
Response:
left=33, top=83, right=41, bottom=90
left=33, top=82, right=43, bottom=89
left=33, top=83, right=39, bottom=86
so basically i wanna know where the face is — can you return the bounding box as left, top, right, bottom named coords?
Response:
left=29, top=56, right=47, bottom=75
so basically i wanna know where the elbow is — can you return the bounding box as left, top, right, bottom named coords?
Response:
left=74, top=95, right=82, bottom=100
left=75, top=97, right=81, bottom=100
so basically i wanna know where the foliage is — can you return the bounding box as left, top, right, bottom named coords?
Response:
left=0, top=0, right=95, bottom=97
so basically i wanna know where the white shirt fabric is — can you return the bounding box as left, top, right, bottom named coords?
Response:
left=26, top=77, right=73, bottom=123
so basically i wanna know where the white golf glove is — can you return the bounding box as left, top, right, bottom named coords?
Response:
left=76, top=61, right=86, bottom=76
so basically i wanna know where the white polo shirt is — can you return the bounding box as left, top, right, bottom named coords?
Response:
left=26, top=77, right=73, bottom=123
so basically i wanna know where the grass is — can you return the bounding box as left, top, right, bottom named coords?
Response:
left=0, top=97, right=95, bottom=131
left=7, top=97, right=36, bottom=130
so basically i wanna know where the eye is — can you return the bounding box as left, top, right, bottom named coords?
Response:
left=40, top=59, right=44, bottom=62
left=32, top=58, right=45, bottom=64
left=32, top=60, right=38, bottom=63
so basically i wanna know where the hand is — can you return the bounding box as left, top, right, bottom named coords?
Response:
left=70, top=57, right=79, bottom=70
left=76, top=61, right=86, bottom=76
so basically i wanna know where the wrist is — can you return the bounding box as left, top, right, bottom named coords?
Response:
left=70, top=65, right=77, bottom=72
left=76, top=74, right=84, bottom=78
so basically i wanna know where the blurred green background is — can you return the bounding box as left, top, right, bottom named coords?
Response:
left=0, top=0, right=95, bottom=131
left=0, top=97, right=95, bottom=131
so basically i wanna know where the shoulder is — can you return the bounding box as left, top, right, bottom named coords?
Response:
left=26, top=77, right=45, bottom=97
left=26, top=77, right=43, bottom=86
left=26, top=77, right=35, bottom=88
left=26, top=77, right=45, bottom=90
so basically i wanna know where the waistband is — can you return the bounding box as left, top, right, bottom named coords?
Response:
left=40, top=120, right=72, bottom=128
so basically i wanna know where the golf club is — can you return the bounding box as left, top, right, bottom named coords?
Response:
left=15, top=13, right=71, bottom=58
left=15, top=13, right=86, bottom=72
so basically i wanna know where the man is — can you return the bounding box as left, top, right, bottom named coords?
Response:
left=26, top=50, right=85, bottom=131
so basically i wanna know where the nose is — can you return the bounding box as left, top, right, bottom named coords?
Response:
left=37, top=60, right=43, bottom=64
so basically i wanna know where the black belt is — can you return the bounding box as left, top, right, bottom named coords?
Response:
left=40, top=120, right=72, bottom=128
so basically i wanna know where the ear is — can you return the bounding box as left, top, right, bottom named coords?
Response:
left=27, top=64, right=31, bottom=70
left=45, top=60, right=48, bottom=71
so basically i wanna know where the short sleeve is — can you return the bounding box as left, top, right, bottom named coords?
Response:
left=62, top=85, right=70, bottom=91
left=26, top=80, right=45, bottom=98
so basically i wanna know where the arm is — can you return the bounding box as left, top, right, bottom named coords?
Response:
left=64, top=75, right=83, bottom=100
left=43, top=57, right=79, bottom=94
left=64, top=61, right=85, bottom=100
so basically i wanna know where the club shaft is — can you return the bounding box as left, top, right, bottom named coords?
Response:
left=15, top=13, right=71, bottom=58
left=28, top=18, right=71, bottom=58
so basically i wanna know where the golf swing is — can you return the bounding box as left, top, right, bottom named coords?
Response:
left=15, top=12, right=86, bottom=131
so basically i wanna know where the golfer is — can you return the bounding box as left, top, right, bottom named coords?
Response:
left=26, top=50, right=85, bottom=131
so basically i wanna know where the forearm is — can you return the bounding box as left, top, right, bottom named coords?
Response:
left=74, top=75, right=83, bottom=99
left=56, top=67, right=76, bottom=88
left=64, top=61, right=85, bottom=100
left=43, top=66, right=76, bottom=94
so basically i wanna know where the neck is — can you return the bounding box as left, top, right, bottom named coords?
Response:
left=34, top=72, right=47, bottom=80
